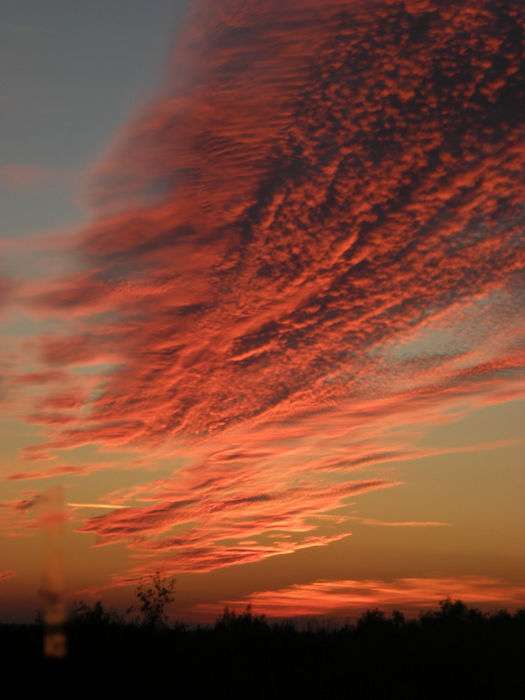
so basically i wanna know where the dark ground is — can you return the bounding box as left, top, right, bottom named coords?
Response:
left=1, top=599, right=524, bottom=697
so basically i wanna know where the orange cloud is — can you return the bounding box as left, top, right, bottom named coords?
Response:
left=197, top=576, right=525, bottom=618
left=77, top=478, right=399, bottom=576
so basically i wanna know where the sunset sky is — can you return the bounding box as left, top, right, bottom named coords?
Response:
left=1, top=0, right=524, bottom=622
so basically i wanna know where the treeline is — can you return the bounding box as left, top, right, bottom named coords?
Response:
left=2, top=598, right=524, bottom=697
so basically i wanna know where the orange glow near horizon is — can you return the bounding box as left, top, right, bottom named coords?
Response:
left=196, top=576, right=525, bottom=619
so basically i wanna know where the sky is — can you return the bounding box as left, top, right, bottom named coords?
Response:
left=0, top=0, right=524, bottom=623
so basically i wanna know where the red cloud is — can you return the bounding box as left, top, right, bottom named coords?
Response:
left=13, top=371, right=67, bottom=386
left=4, top=1, right=524, bottom=584
left=24, top=0, right=523, bottom=444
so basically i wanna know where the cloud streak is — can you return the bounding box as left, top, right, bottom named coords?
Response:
left=348, top=517, right=450, bottom=528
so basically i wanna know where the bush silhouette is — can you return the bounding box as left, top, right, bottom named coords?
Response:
left=68, top=600, right=124, bottom=628
left=214, top=604, right=269, bottom=633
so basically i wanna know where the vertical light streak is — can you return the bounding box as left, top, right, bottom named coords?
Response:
left=38, top=486, right=67, bottom=659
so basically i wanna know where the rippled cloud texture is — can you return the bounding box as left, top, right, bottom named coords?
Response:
left=3, top=0, right=524, bottom=597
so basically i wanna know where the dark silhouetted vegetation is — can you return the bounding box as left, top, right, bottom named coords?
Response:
left=126, top=571, right=176, bottom=628
left=2, top=592, right=523, bottom=697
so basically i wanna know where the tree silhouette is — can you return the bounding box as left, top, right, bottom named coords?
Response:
left=128, top=571, right=176, bottom=628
